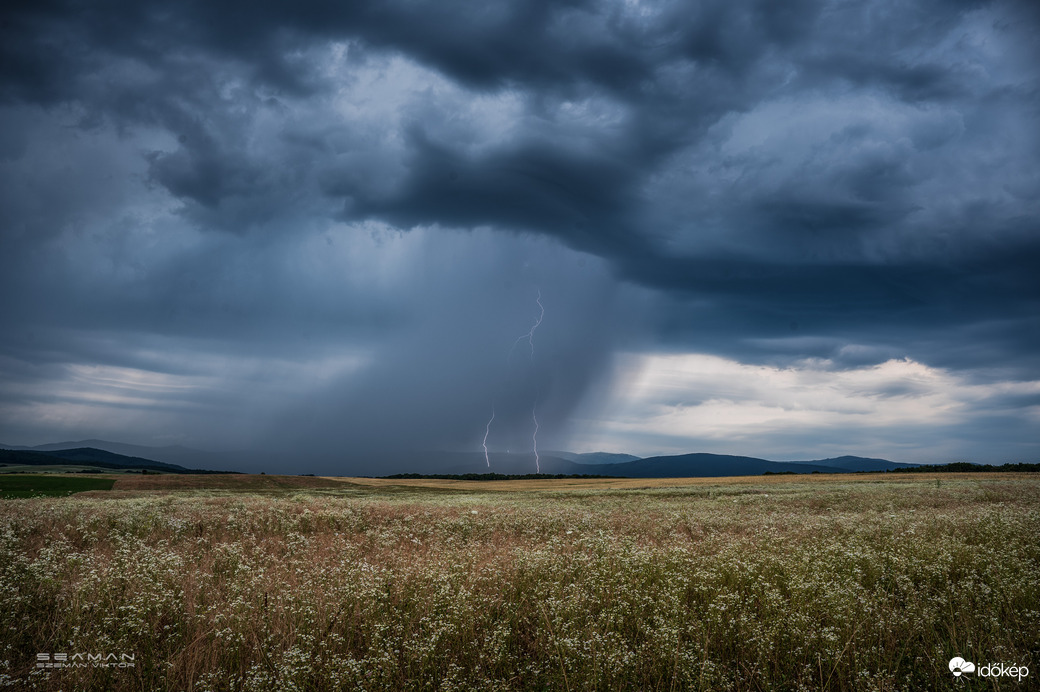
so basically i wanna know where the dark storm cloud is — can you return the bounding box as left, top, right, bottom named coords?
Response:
left=1, top=0, right=641, bottom=100
left=1, top=0, right=1038, bottom=463
left=351, top=128, right=647, bottom=258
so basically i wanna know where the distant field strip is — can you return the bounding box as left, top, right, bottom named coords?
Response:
left=336, top=471, right=1024, bottom=492
left=111, top=473, right=363, bottom=491
left=1, top=473, right=1037, bottom=691
left=0, top=474, right=115, bottom=498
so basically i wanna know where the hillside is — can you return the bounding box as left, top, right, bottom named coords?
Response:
left=0, top=448, right=196, bottom=473
left=546, top=451, right=642, bottom=465
left=431, top=451, right=914, bottom=478
left=803, top=455, right=921, bottom=472
left=1, top=439, right=241, bottom=470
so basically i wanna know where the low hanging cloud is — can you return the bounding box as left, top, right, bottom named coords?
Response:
left=1, top=0, right=1038, bottom=466
left=572, top=353, right=1040, bottom=462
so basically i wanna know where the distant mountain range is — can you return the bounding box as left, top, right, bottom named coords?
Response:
left=1, top=439, right=241, bottom=469
left=1, top=439, right=922, bottom=477
left=441, top=451, right=919, bottom=477
left=545, top=451, right=642, bottom=465
left=0, top=447, right=195, bottom=473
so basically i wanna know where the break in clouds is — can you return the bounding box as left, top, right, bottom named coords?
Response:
left=1, top=0, right=1038, bottom=471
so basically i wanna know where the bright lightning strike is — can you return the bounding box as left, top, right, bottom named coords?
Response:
left=523, top=289, right=545, bottom=473
left=482, top=288, right=546, bottom=474
left=482, top=407, right=495, bottom=467
left=532, top=405, right=540, bottom=473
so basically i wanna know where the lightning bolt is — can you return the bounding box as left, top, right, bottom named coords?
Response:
left=483, top=288, right=546, bottom=473
left=523, top=289, right=544, bottom=473
left=532, top=404, right=540, bottom=473
left=509, top=288, right=544, bottom=363
left=482, top=406, right=495, bottom=467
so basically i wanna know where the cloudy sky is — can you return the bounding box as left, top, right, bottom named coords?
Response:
left=1, top=0, right=1038, bottom=471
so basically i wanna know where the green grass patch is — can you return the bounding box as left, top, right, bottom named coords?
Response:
left=0, top=474, right=115, bottom=498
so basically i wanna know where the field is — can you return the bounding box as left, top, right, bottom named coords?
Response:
left=0, top=474, right=116, bottom=498
left=1, top=473, right=1037, bottom=691
left=0, top=465, right=145, bottom=475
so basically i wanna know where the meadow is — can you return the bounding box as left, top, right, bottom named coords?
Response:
left=0, top=474, right=116, bottom=498
left=1, top=472, right=1037, bottom=691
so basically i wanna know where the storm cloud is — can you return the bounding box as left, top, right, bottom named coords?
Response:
left=1, top=0, right=1037, bottom=470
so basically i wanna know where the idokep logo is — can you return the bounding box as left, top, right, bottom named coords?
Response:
left=949, top=655, right=1030, bottom=682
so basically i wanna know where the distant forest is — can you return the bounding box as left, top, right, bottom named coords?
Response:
left=885, top=462, right=1040, bottom=473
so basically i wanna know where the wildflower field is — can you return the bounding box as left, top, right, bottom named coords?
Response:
left=1, top=473, right=1037, bottom=691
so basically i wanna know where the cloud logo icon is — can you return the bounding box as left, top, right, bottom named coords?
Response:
left=949, top=657, right=976, bottom=677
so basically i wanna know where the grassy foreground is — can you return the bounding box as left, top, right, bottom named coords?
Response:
left=1, top=474, right=1037, bottom=691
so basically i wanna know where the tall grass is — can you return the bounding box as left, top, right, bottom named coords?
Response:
left=1, top=476, right=1038, bottom=690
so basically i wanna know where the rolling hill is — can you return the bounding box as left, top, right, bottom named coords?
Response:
left=432, top=451, right=918, bottom=478
left=0, top=447, right=207, bottom=473
left=546, top=451, right=642, bottom=465
left=802, top=455, right=920, bottom=472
